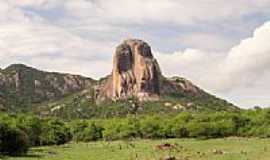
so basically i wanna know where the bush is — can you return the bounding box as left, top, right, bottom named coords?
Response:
left=16, top=115, right=42, bottom=146
left=169, top=113, right=193, bottom=138
left=102, top=117, right=141, bottom=140
left=117, top=117, right=141, bottom=139
left=140, top=116, right=164, bottom=139
left=71, top=120, right=88, bottom=142
left=40, top=119, right=72, bottom=145
left=71, top=121, right=103, bottom=142
left=102, top=119, right=124, bottom=140
left=83, top=123, right=103, bottom=141
left=0, top=122, right=30, bottom=155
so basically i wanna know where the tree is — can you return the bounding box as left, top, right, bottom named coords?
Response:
left=140, top=116, right=164, bottom=139
left=0, top=122, right=29, bottom=155
left=71, top=121, right=103, bottom=142
left=40, top=119, right=71, bottom=145
left=16, top=115, right=42, bottom=146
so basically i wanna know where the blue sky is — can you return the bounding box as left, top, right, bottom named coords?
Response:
left=1, top=0, right=270, bottom=108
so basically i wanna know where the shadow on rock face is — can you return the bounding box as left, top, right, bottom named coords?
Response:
left=115, top=44, right=133, bottom=73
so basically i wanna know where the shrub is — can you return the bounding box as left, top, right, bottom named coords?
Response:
left=0, top=122, right=30, bottom=155
left=117, top=117, right=141, bottom=139
left=102, top=119, right=123, bottom=140
left=16, top=115, right=42, bottom=146
left=169, top=113, right=193, bottom=138
left=40, top=119, right=72, bottom=145
left=83, top=123, right=103, bottom=141
left=140, top=116, right=164, bottom=139
left=71, top=121, right=103, bottom=142
left=186, top=121, right=210, bottom=138
left=71, top=120, right=88, bottom=142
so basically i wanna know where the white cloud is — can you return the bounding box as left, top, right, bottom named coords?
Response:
left=0, top=24, right=110, bottom=56
left=224, top=22, right=270, bottom=86
left=0, top=0, right=115, bottom=77
left=64, top=0, right=270, bottom=25
left=8, top=0, right=65, bottom=9
left=0, top=23, right=114, bottom=77
left=26, top=56, right=112, bottom=78
left=156, top=49, right=225, bottom=92
left=178, top=33, right=236, bottom=51
left=0, top=1, right=29, bottom=23
left=157, top=21, right=270, bottom=107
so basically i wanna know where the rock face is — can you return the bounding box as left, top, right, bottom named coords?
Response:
left=98, top=39, right=209, bottom=103
left=0, top=64, right=95, bottom=108
left=161, top=77, right=202, bottom=96
left=99, top=39, right=162, bottom=101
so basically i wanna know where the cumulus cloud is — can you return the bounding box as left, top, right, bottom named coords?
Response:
left=224, top=22, right=270, bottom=86
left=156, top=49, right=225, bottom=91
left=160, top=22, right=270, bottom=88
left=157, top=21, right=270, bottom=107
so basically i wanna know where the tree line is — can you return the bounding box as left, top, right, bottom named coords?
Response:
left=1, top=107, right=270, bottom=156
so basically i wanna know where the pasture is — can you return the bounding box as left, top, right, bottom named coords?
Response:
left=5, top=138, right=270, bottom=160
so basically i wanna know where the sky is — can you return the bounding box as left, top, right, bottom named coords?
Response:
left=1, top=0, right=270, bottom=108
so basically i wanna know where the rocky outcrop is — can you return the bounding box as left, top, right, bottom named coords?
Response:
left=0, top=39, right=237, bottom=113
left=0, top=64, right=95, bottom=107
left=97, top=39, right=214, bottom=103
left=161, top=77, right=202, bottom=96
left=99, top=39, right=162, bottom=101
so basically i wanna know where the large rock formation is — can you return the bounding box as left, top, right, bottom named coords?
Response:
left=0, top=39, right=238, bottom=115
left=98, top=39, right=213, bottom=103
left=99, top=39, right=162, bottom=101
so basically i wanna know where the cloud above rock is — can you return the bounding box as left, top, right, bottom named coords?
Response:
left=157, top=22, right=270, bottom=107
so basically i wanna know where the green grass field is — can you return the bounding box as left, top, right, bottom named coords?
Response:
left=5, top=138, right=270, bottom=160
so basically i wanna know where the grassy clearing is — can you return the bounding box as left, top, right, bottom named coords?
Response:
left=5, top=138, right=270, bottom=160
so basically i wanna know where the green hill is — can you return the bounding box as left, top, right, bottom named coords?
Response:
left=0, top=64, right=238, bottom=118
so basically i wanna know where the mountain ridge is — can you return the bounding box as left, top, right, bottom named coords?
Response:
left=0, top=39, right=238, bottom=117
left=0, top=63, right=96, bottom=111
left=0, top=62, right=238, bottom=117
